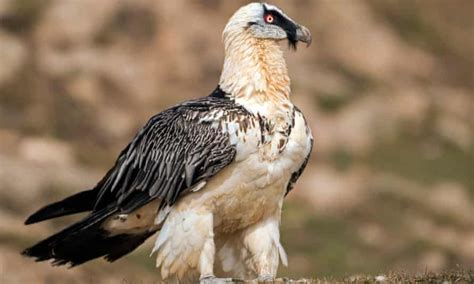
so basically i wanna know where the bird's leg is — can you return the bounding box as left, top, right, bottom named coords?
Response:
left=199, top=218, right=243, bottom=283
left=197, top=213, right=246, bottom=284
left=198, top=240, right=239, bottom=283
left=241, top=217, right=283, bottom=281
left=198, top=230, right=216, bottom=280
left=154, top=210, right=220, bottom=280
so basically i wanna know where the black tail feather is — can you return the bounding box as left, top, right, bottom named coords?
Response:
left=22, top=206, right=156, bottom=266
left=103, top=231, right=156, bottom=262
left=22, top=205, right=156, bottom=266
left=25, top=189, right=97, bottom=225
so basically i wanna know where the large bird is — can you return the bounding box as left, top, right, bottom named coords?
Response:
left=23, top=2, right=313, bottom=282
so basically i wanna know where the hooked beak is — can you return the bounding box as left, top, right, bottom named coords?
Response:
left=296, top=25, right=312, bottom=47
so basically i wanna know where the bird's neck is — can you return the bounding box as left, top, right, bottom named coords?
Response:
left=219, top=32, right=292, bottom=117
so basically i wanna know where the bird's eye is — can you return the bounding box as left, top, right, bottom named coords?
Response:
left=264, top=14, right=274, bottom=23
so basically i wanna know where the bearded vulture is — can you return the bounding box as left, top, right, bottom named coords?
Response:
left=23, top=2, right=313, bottom=282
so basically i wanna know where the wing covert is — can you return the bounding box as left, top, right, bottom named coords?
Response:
left=93, top=97, right=247, bottom=213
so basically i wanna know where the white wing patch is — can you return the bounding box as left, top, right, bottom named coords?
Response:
left=155, top=204, right=171, bottom=226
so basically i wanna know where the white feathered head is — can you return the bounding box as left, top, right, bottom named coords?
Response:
left=223, top=2, right=312, bottom=50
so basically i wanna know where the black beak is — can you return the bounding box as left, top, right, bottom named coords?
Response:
left=296, top=25, right=312, bottom=47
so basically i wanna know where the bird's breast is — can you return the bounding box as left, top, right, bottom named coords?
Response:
left=173, top=109, right=312, bottom=234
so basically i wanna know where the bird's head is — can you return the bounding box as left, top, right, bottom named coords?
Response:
left=223, top=2, right=312, bottom=50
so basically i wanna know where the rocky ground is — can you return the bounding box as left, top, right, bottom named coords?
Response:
left=0, top=0, right=472, bottom=282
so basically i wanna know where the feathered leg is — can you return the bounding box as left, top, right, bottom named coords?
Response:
left=153, top=210, right=217, bottom=282
left=241, top=216, right=287, bottom=280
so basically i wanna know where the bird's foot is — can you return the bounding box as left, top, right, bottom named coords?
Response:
left=255, top=274, right=275, bottom=283
left=199, top=275, right=238, bottom=284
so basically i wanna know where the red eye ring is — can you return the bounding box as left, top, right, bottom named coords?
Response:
left=265, top=14, right=274, bottom=23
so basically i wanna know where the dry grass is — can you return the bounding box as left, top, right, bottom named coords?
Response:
left=234, top=269, right=474, bottom=283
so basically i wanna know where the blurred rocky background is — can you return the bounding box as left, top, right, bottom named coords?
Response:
left=0, top=0, right=472, bottom=282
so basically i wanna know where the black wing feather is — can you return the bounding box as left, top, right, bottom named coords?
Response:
left=93, top=96, right=246, bottom=213
left=22, top=89, right=249, bottom=266
left=285, top=108, right=313, bottom=196
left=24, top=189, right=97, bottom=225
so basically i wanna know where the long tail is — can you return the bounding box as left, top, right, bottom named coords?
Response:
left=22, top=206, right=155, bottom=266
left=25, top=189, right=97, bottom=225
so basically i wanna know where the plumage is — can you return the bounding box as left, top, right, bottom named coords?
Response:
left=23, top=2, right=313, bottom=282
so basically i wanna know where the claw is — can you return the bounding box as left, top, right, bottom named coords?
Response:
left=199, top=275, right=235, bottom=284
left=256, top=274, right=274, bottom=282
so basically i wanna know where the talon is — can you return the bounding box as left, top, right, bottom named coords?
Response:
left=257, top=274, right=274, bottom=282
left=200, top=275, right=215, bottom=284
left=200, top=275, right=235, bottom=284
